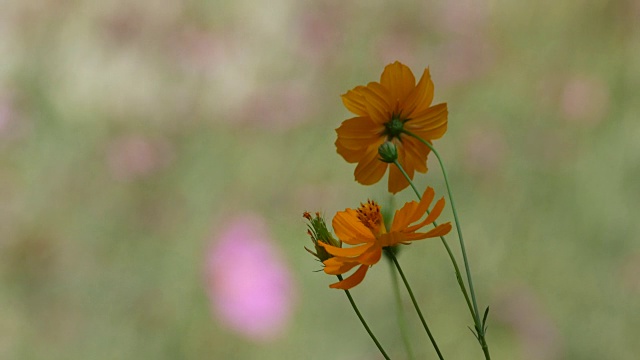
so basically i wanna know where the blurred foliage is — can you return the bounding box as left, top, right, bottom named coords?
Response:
left=1, top=0, right=639, bottom=359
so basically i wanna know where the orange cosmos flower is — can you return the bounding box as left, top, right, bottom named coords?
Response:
left=336, top=61, right=448, bottom=194
left=318, top=187, right=452, bottom=290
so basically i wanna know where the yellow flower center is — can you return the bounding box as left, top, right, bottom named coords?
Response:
left=356, top=200, right=386, bottom=236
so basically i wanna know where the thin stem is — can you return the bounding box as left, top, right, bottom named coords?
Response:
left=388, top=255, right=415, bottom=360
left=337, top=275, right=391, bottom=360
left=385, top=249, right=445, bottom=360
left=402, top=130, right=491, bottom=359
left=392, top=159, right=476, bottom=321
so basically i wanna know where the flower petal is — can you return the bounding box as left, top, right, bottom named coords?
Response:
left=405, top=196, right=446, bottom=233
left=356, top=246, right=382, bottom=265
left=390, top=201, right=419, bottom=231
left=319, top=241, right=374, bottom=257
left=404, top=222, right=452, bottom=240
left=335, top=116, right=384, bottom=150
left=332, top=209, right=376, bottom=245
left=405, top=103, right=448, bottom=140
left=423, top=196, right=446, bottom=225
left=354, top=147, right=388, bottom=185
left=323, top=257, right=360, bottom=275
left=336, top=138, right=368, bottom=163
left=379, top=231, right=408, bottom=247
left=360, top=83, right=393, bottom=125
left=392, top=187, right=435, bottom=231
left=387, top=144, right=413, bottom=194
left=329, top=264, right=369, bottom=290
left=341, top=86, right=369, bottom=116
left=404, top=67, right=434, bottom=117
left=380, top=61, right=416, bottom=111
left=401, top=135, right=430, bottom=173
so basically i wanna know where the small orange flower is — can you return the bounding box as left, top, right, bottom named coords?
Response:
left=319, top=187, right=452, bottom=290
left=336, top=61, right=448, bottom=194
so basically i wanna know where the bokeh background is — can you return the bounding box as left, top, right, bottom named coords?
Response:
left=1, top=0, right=639, bottom=359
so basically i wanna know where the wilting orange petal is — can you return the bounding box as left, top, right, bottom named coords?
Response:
left=354, top=148, right=388, bottom=185
left=379, top=231, right=408, bottom=247
left=404, top=67, right=434, bottom=117
left=356, top=246, right=382, bottom=265
left=421, top=196, right=446, bottom=226
left=413, top=186, right=435, bottom=220
left=341, top=86, right=369, bottom=116
left=391, top=201, right=419, bottom=231
left=392, top=187, right=434, bottom=232
left=380, top=61, right=416, bottom=110
left=405, top=198, right=445, bottom=233
left=329, top=264, right=369, bottom=290
left=319, top=241, right=374, bottom=257
left=404, top=222, right=452, bottom=241
left=333, top=210, right=376, bottom=245
left=323, top=257, right=360, bottom=275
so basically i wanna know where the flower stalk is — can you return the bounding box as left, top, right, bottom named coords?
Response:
left=387, top=253, right=415, bottom=360
left=338, top=275, right=391, bottom=360
left=401, top=130, right=492, bottom=359
left=385, top=248, right=445, bottom=360
left=306, top=61, right=495, bottom=359
left=391, top=159, right=476, bottom=322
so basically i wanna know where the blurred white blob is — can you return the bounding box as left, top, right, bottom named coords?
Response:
left=205, top=214, right=295, bottom=342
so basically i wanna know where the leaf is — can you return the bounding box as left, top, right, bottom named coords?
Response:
left=482, top=307, right=490, bottom=327
left=468, top=326, right=479, bottom=340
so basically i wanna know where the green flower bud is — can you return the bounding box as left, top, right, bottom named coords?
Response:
left=378, top=141, right=398, bottom=163
left=303, top=211, right=341, bottom=263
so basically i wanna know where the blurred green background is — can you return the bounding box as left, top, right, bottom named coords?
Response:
left=1, top=0, right=639, bottom=359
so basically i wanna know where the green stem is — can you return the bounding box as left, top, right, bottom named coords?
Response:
left=402, top=130, right=491, bottom=359
left=392, top=159, right=476, bottom=321
left=337, top=275, right=391, bottom=360
left=385, top=249, right=445, bottom=360
left=388, top=254, right=415, bottom=360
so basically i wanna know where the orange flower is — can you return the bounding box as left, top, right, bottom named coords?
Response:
left=336, top=61, right=448, bottom=194
left=319, top=187, right=452, bottom=290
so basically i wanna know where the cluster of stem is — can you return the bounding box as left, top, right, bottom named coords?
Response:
left=338, top=132, right=491, bottom=360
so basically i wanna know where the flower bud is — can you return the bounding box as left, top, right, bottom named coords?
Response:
left=303, top=212, right=341, bottom=263
left=378, top=141, right=398, bottom=163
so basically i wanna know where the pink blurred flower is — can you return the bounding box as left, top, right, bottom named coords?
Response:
left=238, top=81, right=312, bottom=131
left=0, top=90, right=30, bottom=142
left=295, top=3, right=345, bottom=67
left=105, top=135, right=173, bottom=182
left=205, top=214, right=296, bottom=341
left=494, top=285, right=563, bottom=360
left=462, top=127, right=507, bottom=180
left=561, top=75, right=609, bottom=126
